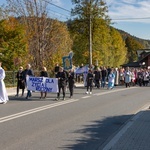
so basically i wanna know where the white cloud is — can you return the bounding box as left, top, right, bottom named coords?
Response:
left=106, top=0, right=150, bottom=23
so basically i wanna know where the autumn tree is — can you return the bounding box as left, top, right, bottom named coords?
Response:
left=109, top=27, right=127, bottom=67
left=4, top=0, right=72, bottom=70
left=0, top=17, right=28, bottom=70
left=125, top=36, right=144, bottom=62
left=44, top=19, right=72, bottom=71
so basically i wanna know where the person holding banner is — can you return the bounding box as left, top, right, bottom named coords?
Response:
left=40, top=66, right=48, bottom=99
left=55, top=67, right=67, bottom=100
left=23, top=64, right=34, bottom=99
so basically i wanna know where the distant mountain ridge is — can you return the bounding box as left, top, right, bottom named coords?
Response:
left=117, top=29, right=150, bottom=49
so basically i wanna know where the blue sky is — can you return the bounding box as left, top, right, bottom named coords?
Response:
left=1, top=0, right=150, bottom=40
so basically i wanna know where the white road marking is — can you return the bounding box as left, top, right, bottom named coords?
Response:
left=0, top=87, right=138, bottom=123
left=94, top=87, right=138, bottom=96
left=0, top=99, right=79, bottom=123
left=82, top=96, right=91, bottom=98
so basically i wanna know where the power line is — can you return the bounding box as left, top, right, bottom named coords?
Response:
left=47, top=8, right=70, bottom=18
left=44, top=1, right=150, bottom=21
left=44, top=0, right=71, bottom=13
left=111, top=17, right=150, bottom=21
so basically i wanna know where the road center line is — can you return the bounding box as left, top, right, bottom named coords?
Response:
left=94, top=87, right=138, bottom=96
left=82, top=96, right=91, bottom=98
left=0, top=99, right=79, bottom=123
left=0, top=87, right=138, bottom=123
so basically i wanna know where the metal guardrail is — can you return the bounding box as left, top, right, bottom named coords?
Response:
left=5, top=71, right=54, bottom=87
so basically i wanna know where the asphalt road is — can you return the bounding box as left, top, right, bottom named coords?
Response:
left=0, top=85, right=150, bottom=150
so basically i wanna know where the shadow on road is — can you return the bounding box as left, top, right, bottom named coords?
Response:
left=60, top=114, right=133, bottom=150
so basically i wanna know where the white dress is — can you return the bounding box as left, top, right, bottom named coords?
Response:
left=0, top=67, right=9, bottom=104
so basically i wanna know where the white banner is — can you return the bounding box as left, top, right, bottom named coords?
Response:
left=75, top=65, right=88, bottom=74
left=26, top=76, right=58, bottom=93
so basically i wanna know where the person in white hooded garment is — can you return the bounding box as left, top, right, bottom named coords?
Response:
left=0, top=62, right=9, bottom=104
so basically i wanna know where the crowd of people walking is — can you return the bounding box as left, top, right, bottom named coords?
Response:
left=75, top=65, right=150, bottom=93
left=1, top=62, right=150, bottom=104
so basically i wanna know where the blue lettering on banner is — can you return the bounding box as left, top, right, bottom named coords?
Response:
left=46, top=78, right=54, bottom=83
left=32, top=82, right=41, bottom=87
left=27, top=77, right=58, bottom=93
left=36, top=86, right=53, bottom=92
left=29, top=77, right=43, bottom=82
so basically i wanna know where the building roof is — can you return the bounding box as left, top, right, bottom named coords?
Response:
left=121, top=61, right=140, bottom=67
left=137, top=49, right=150, bottom=57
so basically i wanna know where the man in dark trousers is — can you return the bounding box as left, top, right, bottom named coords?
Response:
left=55, top=67, right=67, bottom=100
left=86, top=69, right=94, bottom=94
left=23, top=64, right=34, bottom=99
left=68, top=69, right=75, bottom=98
left=94, top=67, right=101, bottom=88
left=101, top=66, right=107, bottom=88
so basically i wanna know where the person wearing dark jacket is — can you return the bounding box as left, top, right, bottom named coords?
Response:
left=16, top=66, right=25, bottom=97
left=40, top=66, right=48, bottom=99
left=86, top=69, right=94, bottom=94
left=54, top=63, right=60, bottom=77
left=68, top=69, right=75, bottom=98
left=55, top=67, right=67, bottom=100
left=23, top=64, right=34, bottom=99
left=101, top=66, right=107, bottom=88
left=94, top=68, right=101, bottom=88
left=63, top=69, right=69, bottom=91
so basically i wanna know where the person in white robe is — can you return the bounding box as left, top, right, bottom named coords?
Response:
left=0, top=62, right=9, bottom=104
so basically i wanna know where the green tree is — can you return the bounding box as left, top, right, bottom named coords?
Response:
left=125, top=36, right=144, bottom=62
left=70, top=0, right=111, bottom=66
left=70, top=0, right=127, bottom=67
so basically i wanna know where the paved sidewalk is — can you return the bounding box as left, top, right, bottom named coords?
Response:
left=7, top=87, right=17, bottom=96
left=102, top=107, right=150, bottom=150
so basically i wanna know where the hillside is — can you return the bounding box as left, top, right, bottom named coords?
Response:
left=117, top=29, right=150, bottom=49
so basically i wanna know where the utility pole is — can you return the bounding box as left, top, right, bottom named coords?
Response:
left=89, top=12, right=92, bottom=66
left=87, top=0, right=92, bottom=66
